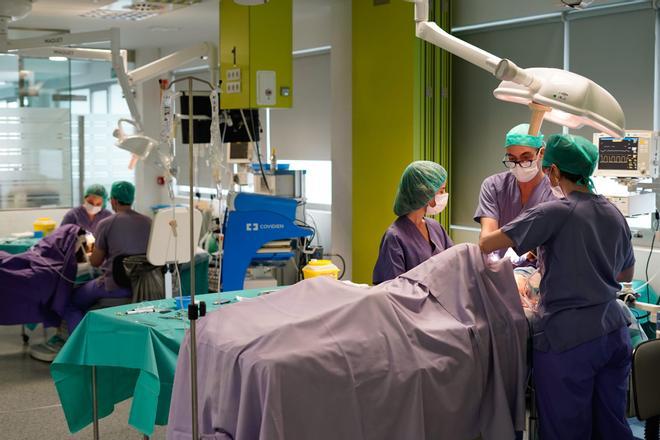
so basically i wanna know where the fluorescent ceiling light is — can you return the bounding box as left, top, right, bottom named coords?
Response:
left=48, top=56, right=67, bottom=62
left=148, top=26, right=182, bottom=32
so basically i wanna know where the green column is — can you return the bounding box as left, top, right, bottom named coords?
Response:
left=352, top=1, right=417, bottom=284
left=415, top=0, right=452, bottom=229
left=352, top=0, right=452, bottom=284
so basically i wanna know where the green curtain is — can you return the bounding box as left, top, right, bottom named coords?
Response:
left=414, top=0, right=452, bottom=231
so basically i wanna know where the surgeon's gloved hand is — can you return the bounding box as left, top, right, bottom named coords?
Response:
left=510, top=252, right=536, bottom=268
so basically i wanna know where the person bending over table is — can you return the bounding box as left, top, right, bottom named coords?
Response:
left=480, top=134, right=635, bottom=440
left=61, top=184, right=113, bottom=236
left=65, top=181, right=152, bottom=333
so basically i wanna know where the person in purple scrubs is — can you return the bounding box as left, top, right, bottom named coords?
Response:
left=474, top=123, right=556, bottom=265
left=60, top=184, right=113, bottom=236
left=65, top=181, right=152, bottom=333
left=373, top=161, right=453, bottom=284
left=480, top=134, right=635, bottom=440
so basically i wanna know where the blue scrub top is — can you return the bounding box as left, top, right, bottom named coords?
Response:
left=372, top=216, right=453, bottom=285
left=474, top=172, right=556, bottom=262
left=501, top=191, right=635, bottom=352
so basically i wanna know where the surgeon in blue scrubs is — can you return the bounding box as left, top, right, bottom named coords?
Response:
left=373, top=161, right=453, bottom=284
left=474, top=123, right=556, bottom=265
left=480, top=134, right=635, bottom=440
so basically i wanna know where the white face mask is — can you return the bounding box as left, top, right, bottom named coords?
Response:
left=551, top=185, right=565, bottom=199
left=426, top=193, right=449, bottom=216
left=84, top=201, right=102, bottom=215
left=510, top=159, right=540, bottom=183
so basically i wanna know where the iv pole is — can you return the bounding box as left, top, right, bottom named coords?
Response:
left=167, top=75, right=215, bottom=440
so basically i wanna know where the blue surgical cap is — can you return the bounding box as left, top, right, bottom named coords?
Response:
left=110, top=181, right=135, bottom=205
left=504, top=123, right=544, bottom=149
left=543, top=134, right=599, bottom=191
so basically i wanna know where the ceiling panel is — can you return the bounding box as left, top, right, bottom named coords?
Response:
left=10, top=0, right=218, bottom=50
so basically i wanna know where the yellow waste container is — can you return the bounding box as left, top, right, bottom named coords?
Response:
left=33, top=217, right=57, bottom=236
left=302, top=259, right=340, bottom=280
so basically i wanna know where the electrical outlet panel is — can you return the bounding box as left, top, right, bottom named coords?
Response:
left=226, top=81, right=241, bottom=94
left=226, top=68, right=241, bottom=81
left=256, top=70, right=276, bottom=106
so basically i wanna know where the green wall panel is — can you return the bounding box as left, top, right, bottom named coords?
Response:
left=352, top=1, right=416, bottom=284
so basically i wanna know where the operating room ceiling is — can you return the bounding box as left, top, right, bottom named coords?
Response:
left=10, top=0, right=219, bottom=51
left=9, top=0, right=330, bottom=51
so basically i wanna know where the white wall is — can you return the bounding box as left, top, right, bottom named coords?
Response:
left=133, top=48, right=171, bottom=215
left=294, top=0, right=332, bottom=50
left=271, top=52, right=331, bottom=161
left=307, top=208, right=332, bottom=252
left=0, top=208, right=68, bottom=237
left=633, top=248, right=660, bottom=295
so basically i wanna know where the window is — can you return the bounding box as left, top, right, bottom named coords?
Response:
left=571, top=9, right=656, bottom=231
left=70, top=89, right=91, bottom=115
left=451, top=8, right=659, bottom=238
left=91, top=89, right=108, bottom=114
left=281, top=160, right=332, bottom=206
left=0, top=55, right=134, bottom=210
left=110, top=84, right=130, bottom=115
left=0, top=55, right=74, bottom=209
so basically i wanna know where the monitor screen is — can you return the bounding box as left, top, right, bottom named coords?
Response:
left=598, top=137, right=639, bottom=172
left=179, top=93, right=260, bottom=144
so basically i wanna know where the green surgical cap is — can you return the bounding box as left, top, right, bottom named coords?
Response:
left=504, top=123, right=544, bottom=149
left=542, top=134, right=599, bottom=191
left=110, top=181, right=135, bottom=205
left=84, top=184, right=108, bottom=208
left=393, top=161, right=447, bottom=217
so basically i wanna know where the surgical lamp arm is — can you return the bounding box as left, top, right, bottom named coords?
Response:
left=403, top=0, right=539, bottom=89
left=126, top=42, right=215, bottom=86
left=113, top=41, right=217, bottom=132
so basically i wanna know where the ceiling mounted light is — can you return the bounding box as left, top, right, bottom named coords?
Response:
left=113, top=118, right=158, bottom=160
left=560, top=0, right=594, bottom=9
left=48, top=56, right=68, bottom=62
left=0, top=0, right=33, bottom=22
left=493, top=67, right=624, bottom=136
left=81, top=0, right=203, bottom=21
left=148, top=26, right=182, bottom=32
left=405, top=0, right=625, bottom=137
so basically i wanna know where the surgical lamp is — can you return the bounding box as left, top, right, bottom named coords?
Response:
left=113, top=118, right=157, bottom=161
left=405, top=0, right=625, bottom=137
left=110, top=42, right=217, bottom=164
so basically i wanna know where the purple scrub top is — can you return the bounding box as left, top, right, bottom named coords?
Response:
left=373, top=216, right=453, bottom=285
left=501, top=192, right=635, bottom=352
left=61, top=205, right=113, bottom=236
left=95, top=209, right=152, bottom=291
left=474, top=171, right=556, bottom=261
